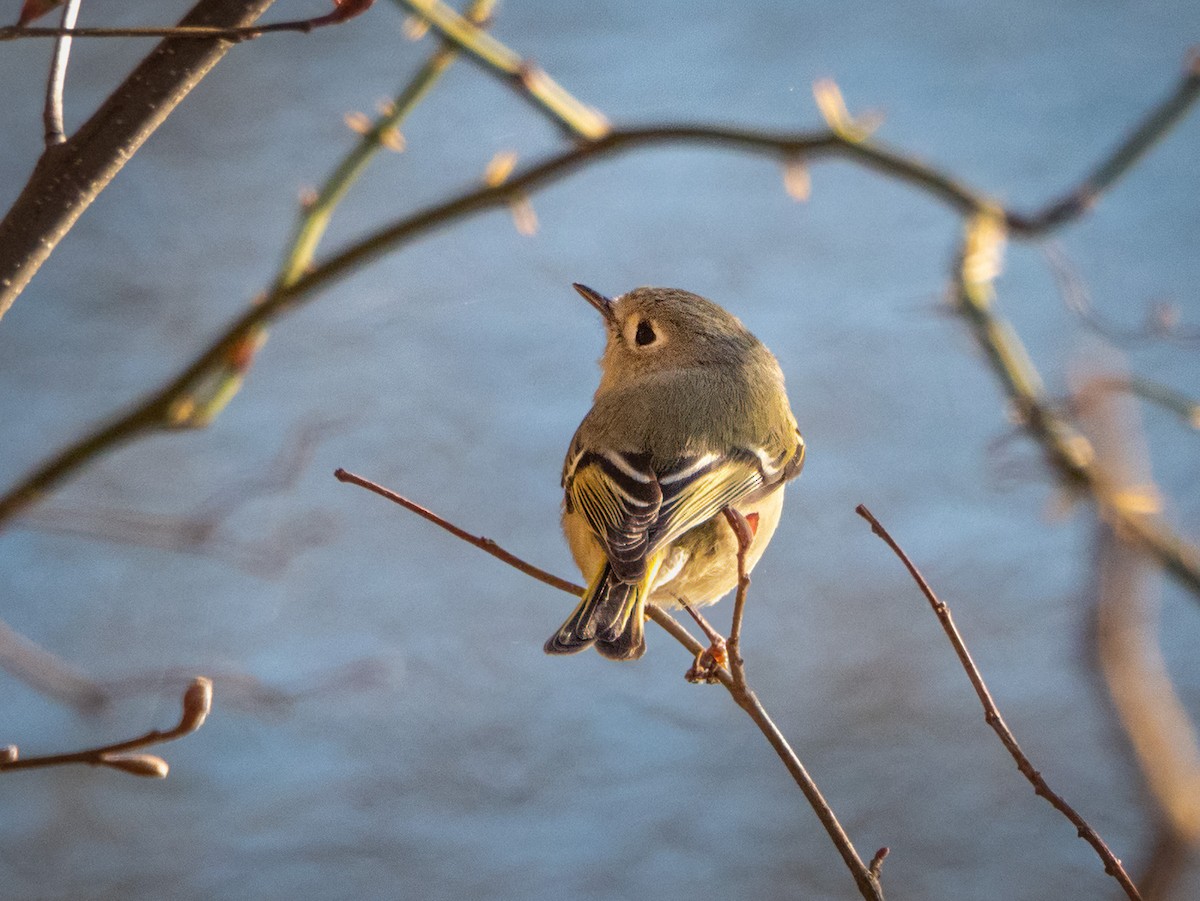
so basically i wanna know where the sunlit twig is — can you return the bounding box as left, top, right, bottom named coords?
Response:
left=0, top=677, right=212, bottom=778
left=41, top=0, right=81, bottom=146
left=336, top=467, right=887, bottom=901
left=856, top=503, right=1143, bottom=901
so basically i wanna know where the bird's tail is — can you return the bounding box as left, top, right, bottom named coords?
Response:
left=544, top=557, right=660, bottom=660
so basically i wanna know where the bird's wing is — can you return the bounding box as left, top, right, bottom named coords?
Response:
left=647, top=450, right=771, bottom=551
left=565, top=449, right=662, bottom=583
left=564, top=435, right=804, bottom=584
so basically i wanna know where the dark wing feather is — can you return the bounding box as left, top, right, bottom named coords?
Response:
left=565, top=450, right=662, bottom=583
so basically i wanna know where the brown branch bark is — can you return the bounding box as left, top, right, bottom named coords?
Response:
left=0, top=676, right=212, bottom=777
left=336, top=468, right=886, bottom=901
left=0, top=0, right=277, bottom=322
left=856, top=504, right=1143, bottom=901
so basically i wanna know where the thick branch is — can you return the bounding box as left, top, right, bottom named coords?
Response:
left=0, top=0, right=277, bottom=322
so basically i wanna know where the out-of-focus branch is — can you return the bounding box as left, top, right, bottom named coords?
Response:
left=196, top=0, right=496, bottom=418
left=335, top=468, right=887, bottom=901
left=393, top=0, right=609, bottom=139
left=0, top=619, right=108, bottom=711
left=399, top=0, right=1200, bottom=235
left=1, top=52, right=1196, bottom=613
left=856, top=504, right=1143, bottom=901
left=1006, top=50, right=1200, bottom=233
left=0, top=0, right=277, bottom=323
left=1046, top=243, right=1200, bottom=348
left=41, top=0, right=81, bottom=146
left=1074, top=376, right=1200, bottom=431
left=15, top=416, right=344, bottom=577
left=0, top=676, right=212, bottom=778
left=0, top=0, right=493, bottom=522
left=1071, top=351, right=1200, bottom=895
left=952, top=212, right=1200, bottom=600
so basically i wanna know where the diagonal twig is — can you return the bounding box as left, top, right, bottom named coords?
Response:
left=855, top=503, right=1142, bottom=901
left=394, top=0, right=609, bottom=139
left=336, top=467, right=886, bottom=901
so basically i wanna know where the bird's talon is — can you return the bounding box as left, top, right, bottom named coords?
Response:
left=684, top=639, right=727, bottom=684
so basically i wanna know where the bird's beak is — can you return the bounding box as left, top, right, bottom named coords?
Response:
left=573, top=283, right=615, bottom=324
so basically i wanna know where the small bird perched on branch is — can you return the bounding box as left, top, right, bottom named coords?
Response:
left=545, top=284, right=805, bottom=660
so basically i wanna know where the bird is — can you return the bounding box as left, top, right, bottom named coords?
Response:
left=545, top=284, right=805, bottom=660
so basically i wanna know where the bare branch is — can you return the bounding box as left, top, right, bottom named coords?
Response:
left=394, top=0, right=609, bottom=139
left=1071, top=349, right=1200, bottom=854
left=336, top=468, right=886, bottom=901
left=952, top=212, right=1200, bottom=603
left=334, top=468, right=581, bottom=595
left=0, top=677, right=212, bottom=777
left=11, top=417, right=339, bottom=577
left=856, top=503, right=1143, bottom=901
left=722, top=506, right=755, bottom=691
left=1045, top=243, right=1200, bottom=348
left=0, top=2, right=375, bottom=42
left=0, top=619, right=108, bottom=711
left=0, top=0, right=278, bottom=323
left=41, top=0, right=81, bottom=146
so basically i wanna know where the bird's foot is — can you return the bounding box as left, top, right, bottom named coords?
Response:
left=682, top=602, right=728, bottom=684
left=685, top=637, right=727, bottom=684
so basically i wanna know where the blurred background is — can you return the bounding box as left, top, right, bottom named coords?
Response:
left=1, top=1, right=1198, bottom=898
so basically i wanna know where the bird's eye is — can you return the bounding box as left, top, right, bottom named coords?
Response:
left=634, top=320, right=656, bottom=346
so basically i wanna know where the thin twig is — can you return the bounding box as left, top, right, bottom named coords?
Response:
left=722, top=506, right=754, bottom=690
left=394, top=0, right=609, bottom=139
left=333, top=468, right=580, bottom=595
left=1073, top=375, right=1200, bottom=431
left=0, top=676, right=212, bottom=778
left=1, top=2, right=375, bottom=42
left=1045, top=243, right=1200, bottom=348
left=855, top=503, right=1143, bottom=901
left=337, top=468, right=885, bottom=901
left=0, top=618, right=108, bottom=711
left=42, top=0, right=82, bottom=146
